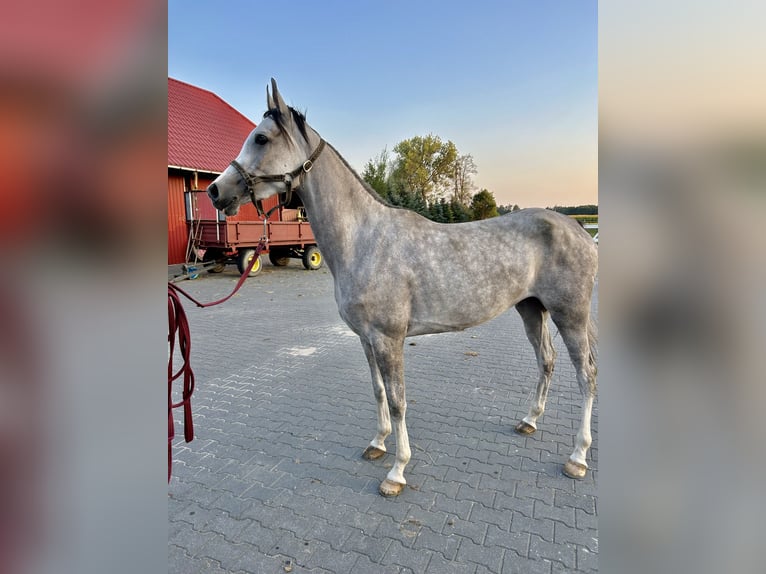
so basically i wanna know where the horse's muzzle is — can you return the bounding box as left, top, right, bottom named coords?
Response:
left=206, top=183, right=241, bottom=215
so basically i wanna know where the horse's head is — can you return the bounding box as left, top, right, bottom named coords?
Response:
left=207, top=78, right=315, bottom=216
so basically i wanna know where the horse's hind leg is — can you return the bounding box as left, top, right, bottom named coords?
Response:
left=552, top=314, right=597, bottom=479
left=360, top=338, right=391, bottom=461
left=514, top=298, right=557, bottom=435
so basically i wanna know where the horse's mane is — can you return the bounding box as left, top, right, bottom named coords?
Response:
left=268, top=105, right=408, bottom=211
left=263, top=106, right=310, bottom=145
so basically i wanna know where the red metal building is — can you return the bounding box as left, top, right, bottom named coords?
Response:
left=167, top=78, right=265, bottom=264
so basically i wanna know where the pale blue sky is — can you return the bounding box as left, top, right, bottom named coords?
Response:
left=168, top=0, right=597, bottom=207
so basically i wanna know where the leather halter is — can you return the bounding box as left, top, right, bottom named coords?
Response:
left=229, top=139, right=326, bottom=217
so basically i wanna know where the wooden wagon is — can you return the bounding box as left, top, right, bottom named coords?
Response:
left=185, top=190, right=322, bottom=276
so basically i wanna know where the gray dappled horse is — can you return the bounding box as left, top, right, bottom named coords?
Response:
left=208, top=79, right=598, bottom=497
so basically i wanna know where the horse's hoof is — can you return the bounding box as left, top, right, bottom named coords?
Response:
left=379, top=479, right=405, bottom=497
left=362, top=446, right=387, bottom=461
left=562, top=460, right=588, bottom=479
left=515, top=421, right=536, bottom=435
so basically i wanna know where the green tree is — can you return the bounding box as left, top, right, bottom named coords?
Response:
left=451, top=153, right=478, bottom=206
left=361, top=147, right=391, bottom=200
left=363, top=138, right=483, bottom=221
left=440, top=197, right=455, bottom=223
left=497, top=203, right=521, bottom=215
left=390, top=135, right=458, bottom=205
left=450, top=198, right=472, bottom=222
left=548, top=204, right=598, bottom=215
left=471, top=189, right=499, bottom=220
left=403, top=188, right=428, bottom=215
left=428, top=201, right=444, bottom=222
left=386, top=183, right=428, bottom=217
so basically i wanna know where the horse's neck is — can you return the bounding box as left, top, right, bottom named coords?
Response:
left=299, top=142, right=387, bottom=274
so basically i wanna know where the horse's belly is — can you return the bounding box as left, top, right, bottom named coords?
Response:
left=406, top=299, right=513, bottom=337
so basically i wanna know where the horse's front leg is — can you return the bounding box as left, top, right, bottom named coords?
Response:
left=360, top=338, right=391, bottom=461
left=367, top=334, right=410, bottom=497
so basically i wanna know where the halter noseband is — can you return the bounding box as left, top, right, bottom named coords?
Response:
left=229, top=139, right=326, bottom=218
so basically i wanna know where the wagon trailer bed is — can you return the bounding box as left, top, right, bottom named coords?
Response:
left=184, top=190, right=323, bottom=276
left=196, top=218, right=322, bottom=275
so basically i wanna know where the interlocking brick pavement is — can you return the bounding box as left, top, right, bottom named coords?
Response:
left=169, top=259, right=598, bottom=573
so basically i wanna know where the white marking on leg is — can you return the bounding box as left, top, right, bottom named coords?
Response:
left=521, top=416, right=538, bottom=429
left=385, top=411, right=411, bottom=485
left=362, top=338, right=392, bottom=452
left=569, top=394, right=594, bottom=467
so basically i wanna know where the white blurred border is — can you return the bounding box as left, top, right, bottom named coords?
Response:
left=600, top=2, right=765, bottom=573
left=0, top=2, right=166, bottom=573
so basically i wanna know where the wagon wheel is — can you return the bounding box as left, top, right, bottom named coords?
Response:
left=203, top=248, right=226, bottom=273
left=268, top=247, right=290, bottom=267
left=302, top=246, right=323, bottom=270
left=237, top=249, right=262, bottom=276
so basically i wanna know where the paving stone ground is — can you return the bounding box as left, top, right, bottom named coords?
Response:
left=169, top=258, right=598, bottom=573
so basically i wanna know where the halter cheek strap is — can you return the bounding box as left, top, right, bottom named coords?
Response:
left=230, top=139, right=326, bottom=218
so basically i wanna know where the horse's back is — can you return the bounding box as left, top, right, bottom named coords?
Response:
left=416, top=208, right=595, bottom=275
left=338, top=206, right=596, bottom=337
left=431, top=208, right=597, bottom=313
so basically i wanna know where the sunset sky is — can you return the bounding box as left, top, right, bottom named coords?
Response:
left=169, top=0, right=597, bottom=207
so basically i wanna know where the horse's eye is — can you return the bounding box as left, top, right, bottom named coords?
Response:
left=254, top=134, right=268, bottom=145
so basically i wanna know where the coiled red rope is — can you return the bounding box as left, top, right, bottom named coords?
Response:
left=167, top=285, right=195, bottom=482
left=167, top=241, right=265, bottom=481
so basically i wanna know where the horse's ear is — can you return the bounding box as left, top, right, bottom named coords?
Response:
left=266, top=83, right=275, bottom=110
left=270, top=78, right=289, bottom=115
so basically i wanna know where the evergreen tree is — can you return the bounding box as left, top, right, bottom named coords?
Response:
left=440, top=197, right=455, bottom=223
left=471, top=189, right=499, bottom=220
left=450, top=198, right=472, bottom=222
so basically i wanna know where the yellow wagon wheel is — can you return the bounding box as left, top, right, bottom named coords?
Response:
left=268, top=247, right=290, bottom=267
left=237, top=248, right=262, bottom=276
left=302, top=246, right=323, bottom=270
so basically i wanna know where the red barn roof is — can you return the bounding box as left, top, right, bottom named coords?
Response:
left=168, top=78, right=255, bottom=173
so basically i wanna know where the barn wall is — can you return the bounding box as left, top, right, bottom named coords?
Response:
left=187, top=190, right=219, bottom=221
left=195, top=175, right=216, bottom=191
left=190, top=175, right=219, bottom=220
left=167, top=171, right=188, bottom=265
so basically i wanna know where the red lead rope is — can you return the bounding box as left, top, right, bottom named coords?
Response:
left=167, top=240, right=265, bottom=482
